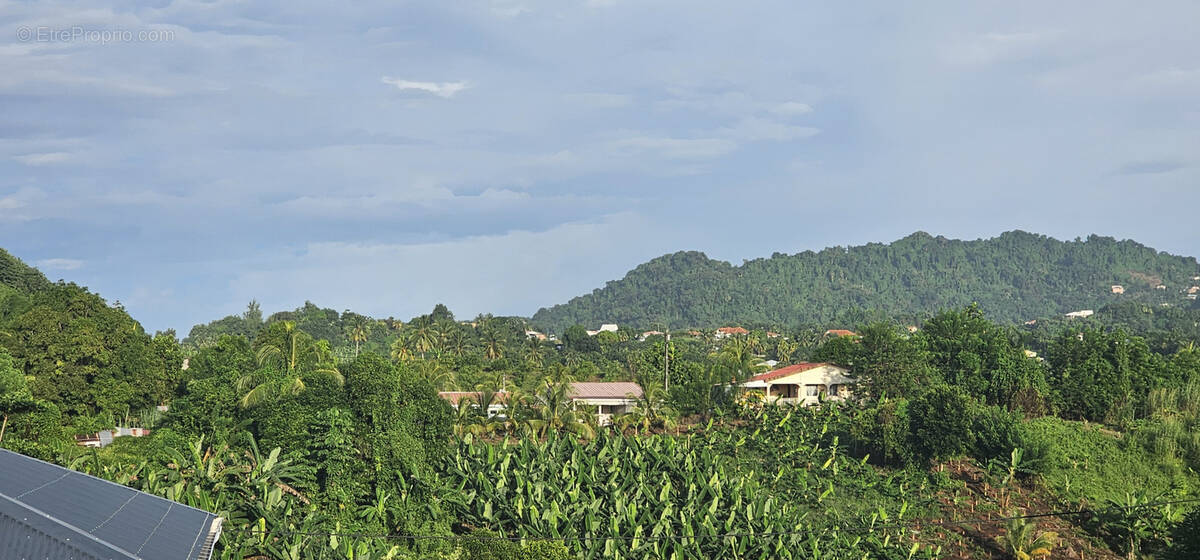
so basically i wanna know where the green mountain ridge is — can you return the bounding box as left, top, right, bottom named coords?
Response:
left=531, top=230, right=1200, bottom=332
left=0, top=248, right=51, bottom=294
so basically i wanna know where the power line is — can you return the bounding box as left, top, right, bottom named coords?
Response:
left=222, top=496, right=1200, bottom=542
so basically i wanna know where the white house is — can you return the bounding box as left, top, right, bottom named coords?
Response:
left=439, top=391, right=509, bottom=418
left=739, top=363, right=854, bottom=406
left=1111, top=285, right=1125, bottom=294
left=568, top=381, right=643, bottom=426
left=1065, top=310, right=1094, bottom=318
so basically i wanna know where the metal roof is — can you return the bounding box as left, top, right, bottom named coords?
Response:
left=0, top=448, right=222, bottom=560
left=568, top=382, right=644, bottom=400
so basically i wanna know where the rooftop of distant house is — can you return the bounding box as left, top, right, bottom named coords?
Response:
left=825, top=329, right=858, bottom=337
left=716, top=326, right=749, bottom=335
left=746, top=362, right=834, bottom=383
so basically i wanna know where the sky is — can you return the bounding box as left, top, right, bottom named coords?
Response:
left=2, top=1, right=1198, bottom=334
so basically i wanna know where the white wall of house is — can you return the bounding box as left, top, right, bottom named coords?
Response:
left=741, top=365, right=855, bottom=406
left=571, top=397, right=637, bottom=425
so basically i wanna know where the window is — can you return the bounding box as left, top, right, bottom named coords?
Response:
left=805, top=384, right=821, bottom=397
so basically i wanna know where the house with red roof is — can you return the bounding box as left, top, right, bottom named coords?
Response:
left=715, top=326, right=750, bottom=339
left=824, top=329, right=858, bottom=338
left=738, top=362, right=855, bottom=406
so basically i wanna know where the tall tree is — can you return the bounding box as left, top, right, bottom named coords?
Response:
left=0, top=348, right=36, bottom=444
left=239, top=322, right=344, bottom=408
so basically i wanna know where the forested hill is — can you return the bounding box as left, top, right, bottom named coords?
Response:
left=0, top=248, right=50, bottom=294
left=531, top=231, right=1200, bottom=331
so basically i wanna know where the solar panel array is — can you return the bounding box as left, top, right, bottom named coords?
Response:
left=0, top=448, right=221, bottom=560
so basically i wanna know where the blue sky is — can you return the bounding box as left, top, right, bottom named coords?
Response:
left=2, top=1, right=1198, bottom=333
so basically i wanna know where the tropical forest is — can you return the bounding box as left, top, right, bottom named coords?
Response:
left=2, top=233, right=1200, bottom=559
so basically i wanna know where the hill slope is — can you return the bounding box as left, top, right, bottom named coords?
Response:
left=531, top=231, right=1200, bottom=331
left=0, top=248, right=50, bottom=294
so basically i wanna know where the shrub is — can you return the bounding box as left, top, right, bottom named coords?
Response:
left=1165, top=508, right=1200, bottom=560
left=909, top=385, right=976, bottom=462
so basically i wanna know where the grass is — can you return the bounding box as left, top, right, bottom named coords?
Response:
left=1021, top=416, right=1199, bottom=505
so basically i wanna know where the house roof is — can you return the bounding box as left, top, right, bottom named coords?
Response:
left=746, top=362, right=831, bottom=383
left=716, top=326, right=749, bottom=335
left=825, top=329, right=858, bottom=337
left=438, top=391, right=509, bottom=406
left=568, top=382, right=644, bottom=400
left=0, top=448, right=222, bottom=560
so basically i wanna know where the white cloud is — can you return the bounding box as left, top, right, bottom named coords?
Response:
left=722, top=117, right=820, bottom=142
left=610, top=136, right=737, bottom=159
left=770, top=101, right=813, bottom=116
left=228, top=212, right=672, bottom=322
left=35, top=258, right=84, bottom=271
left=565, top=92, right=633, bottom=108
left=13, top=152, right=71, bottom=166
left=381, top=77, right=470, bottom=98
left=943, top=30, right=1062, bottom=67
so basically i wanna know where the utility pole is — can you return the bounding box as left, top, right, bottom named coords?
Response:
left=664, top=327, right=670, bottom=392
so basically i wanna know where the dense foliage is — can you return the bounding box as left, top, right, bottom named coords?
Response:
left=2, top=243, right=1200, bottom=559
left=532, top=231, right=1200, bottom=332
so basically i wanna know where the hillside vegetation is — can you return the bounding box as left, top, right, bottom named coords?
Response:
left=532, top=231, right=1200, bottom=332
left=0, top=248, right=50, bottom=294
left=5, top=241, right=1200, bottom=559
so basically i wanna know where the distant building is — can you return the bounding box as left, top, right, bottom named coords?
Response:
left=638, top=330, right=664, bottom=341
left=715, top=326, right=750, bottom=339
left=1156, top=284, right=1168, bottom=290
left=439, top=391, right=509, bottom=418
left=1065, top=310, right=1095, bottom=318
left=1111, top=285, right=1125, bottom=294
left=1024, top=319, right=1037, bottom=326
left=525, top=330, right=547, bottom=341
left=1188, top=286, right=1200, bottom=295
left=824, top=329, right=858, bottom=338
left=74, top=427, right=152, bottom=448
left=737, top=363, right=854, bottom=406
left=766, top=331, right=781, bottom=338
left=905, top=325, right=920, bottom=333
left=587, top=324, right=619, bottom=337
left=568, top=382, right=643, bottom=426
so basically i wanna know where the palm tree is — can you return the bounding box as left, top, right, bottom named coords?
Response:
left=415, top=359, right=455, bottom=391
left=238, top=322, right=344, bottom=408
left=446, top=330, right=469, bottom=359
left=521, top=382, right=596, bottom=439
left=523, top=337, right=546, bottom=370
left=348, top=319, right=371, bottom=359
left=481, top=326, right=505, bottom=362
left=432, top=321, right=455, bottom=358
left=409, top=317, right=436, bottom=359
left=390, top=332, right=414, bottom=362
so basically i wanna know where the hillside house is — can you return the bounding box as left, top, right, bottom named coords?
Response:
left=587, top=324, right=619, bottom=336
left=525, top=330, right=547, bottom=341
left=568, top=382, right=643, bottom=426
left=1188, top=286, right=1200, bottom=294
left=1065, top=310, right=1094, bottom=318
left=1111, top=285, right=1125, bottom=294
left=639, top=330, right=664, bottom=341
left=439, top=391, right=509, bottom=418
left=824, top=329, right=858, bottom=338
left=715, top=326, right=750, bottom=339
left=738, top=363, right=854, bottom=406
